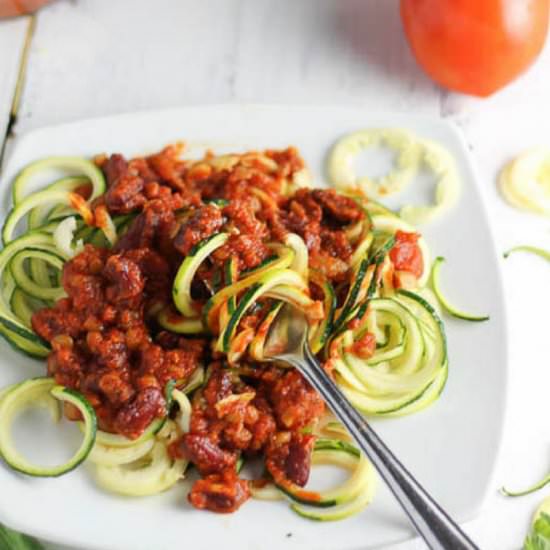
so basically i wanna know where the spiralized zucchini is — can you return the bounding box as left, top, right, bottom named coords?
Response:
left=0, top=378, right=96, bottom=477
left=430, top=257, right=489, bottom=322
left=328, top=129, right=460, bottom=225
left=499, top=147, right=550, bottom=216
left=332, top=291, right=447, bottom=416
left=328, top=129, right=419, bottom=196
left=399, top=140, right=460, bottom=225
left=146, top=161, right=444, bottom=419
left=94, top=440, right=187, bottom=497
left=0, top=144, right=464, bottom=520
left=86, top=393, right=193, bottom=496
left=0, top=157, right=110, bottom=351
left=504, top=245, right=550, bottom=263
left=88, top=438, right=155, bottom=468
left=251, top=438, right=376, bottom=521
left=85, top=417, right=166, bottom=449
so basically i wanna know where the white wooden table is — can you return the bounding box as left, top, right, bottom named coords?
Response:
left=1, top=1, right=550, bottom=549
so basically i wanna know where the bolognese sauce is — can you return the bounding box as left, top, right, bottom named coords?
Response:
left=30, top=144, right=422, bottom=513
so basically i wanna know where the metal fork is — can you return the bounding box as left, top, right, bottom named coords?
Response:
left=265, top=304, right=479, bottom=550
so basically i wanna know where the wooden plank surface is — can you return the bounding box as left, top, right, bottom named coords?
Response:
left=14, top=0, right=441, bottom=136
left=0, top=16, right=28, bottom=157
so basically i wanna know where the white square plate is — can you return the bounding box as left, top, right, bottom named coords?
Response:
left=0, top=105, right=507, bottom=550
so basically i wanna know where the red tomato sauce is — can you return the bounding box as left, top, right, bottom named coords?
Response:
left=389, top=230, right=424, bottom=278
left=31, top=145, right=369, bottom=513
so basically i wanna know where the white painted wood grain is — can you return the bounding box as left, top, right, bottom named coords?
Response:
left=0, top=16, right=27, bottom=150
left=15, top=0, right=441, bottom=135
left=233, top=0, right=441, bottom=109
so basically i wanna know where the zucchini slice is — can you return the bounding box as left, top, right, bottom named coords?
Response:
left=501, top=461, right=550, bottom=497
left=12, top=156, right=105, bottom=205
left=504, top=245, right=550, bottom=262
left=94, top=205, right=117, bottom=246
left=273, top=438, right=376, bottom=521
left=264, top=285, right=320, bottom=314
left=0, top=382, right=19, bottom=412
left=3, top=188, right=91, bottom=246
left=203, top=251, right=297, bottom=331
left=250, top=481, right=285, bottom=501
left=0, top=520, right=44, bottom=549
left=218, top=269, right=308, bottom=353
left=0, top=231, right=62, bottom=342
left=290, top=472, right=375, bottom=521
left=10, top=289, right=43, bottom=329
left=384, top=361, right=448, bottom=418
left=27, top=176, right=89, bottom=230
left=172, top=388, right=192, bottom=434
left=363, top=198, right=397, bottom=219
left=28, top=256, right=53, bottom=291
left=316, top=420, right=352, bottom=442
left=248, top=302, right=284, bottom=361
left=309, top=271, right=336, bottom=354
left=343, top=300, right=426, bottom=393
left=0, top=378, right=96, bottom=477
left=332, top=290, right=447, bottom=416
left=431, top=257, right=489, bottom=322
left=498, top=148, right=550, bottom=216
left=88, top=438, right=155, bottom=468
left=223, top=256, right=239, bottom=313
left=349, top=231, right=374, bottom=267
left=9, top=248, right=66, bottom=301
left=332, top=235, right=393, bottom=332
left=328, top=128, right=419, bottom=196
left=241, top=245, right=294, bottom=278
left=0, top=322, right=49, bottom=359
left=174, top=366, right=205, bottom=395
left=173, top=233, right=229, bottom=317
left=157, top=307, right=205, bottom=334
left=94, top=440, right=187, bottom=497
left=226, top=328, right=255, bottom=365
left=398, top=140, right=460, bottom=226
left=332, top=258, right=374, bottom=332
left=87, top=417, right=166, bottom=449
left=345, top=191, right=398, bottom=219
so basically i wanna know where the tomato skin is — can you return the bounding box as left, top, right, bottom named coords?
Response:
left=400, top=0, right=550, bottom=97
left=0, top=0, right=52, bottom=18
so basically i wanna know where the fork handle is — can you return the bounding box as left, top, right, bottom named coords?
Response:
left=286, top=347, right=479, bottom=550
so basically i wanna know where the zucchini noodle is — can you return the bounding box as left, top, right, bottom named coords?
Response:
left=499, top=147, right=550, bottom=216
left=328, top=129, right=460, bottom=225
left=251, top=438, right=376, bottom=521
left=430, top=257, right=489, bottom=322
left=328, top=129, right=419, bottom=196
left=0, top=378, right=96, bottom=477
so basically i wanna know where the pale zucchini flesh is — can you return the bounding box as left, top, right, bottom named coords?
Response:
left=0, top=378, right=96, bottom=477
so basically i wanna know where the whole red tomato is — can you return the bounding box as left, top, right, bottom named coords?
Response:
left=400, top=0, right=550, bottom=96
left=0, top=0, right=53, bottom=18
